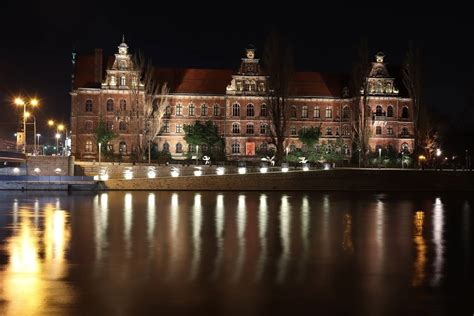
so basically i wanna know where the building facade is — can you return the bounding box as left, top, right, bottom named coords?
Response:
left=70, top=40, right=414, bottom=161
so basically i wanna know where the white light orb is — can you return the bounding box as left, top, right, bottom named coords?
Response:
left=54, top=168, right=62, bottom=174
left=303, top=166, right=309, bottom=171
left=216, top=167, right=225, bottom=175
left=13, top=167, right=20, bottom=174
left=123, top=169, right=133, bottom=180
left=238, top=167, right=247, bottom=174
left=194, top=170, right=203, bottom=176
left=171, top=170, right=180, bottom=177
left=260, top=167, right=268, bottom=173
left=33, top=167, right=41, bottom=175
left=281, top=167, right=289, bottom=172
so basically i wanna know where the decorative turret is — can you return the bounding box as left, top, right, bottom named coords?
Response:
left=227, top=45, right=267, bottom=95
left=102, top=36, right=142, bottom=89
left=362, top=52, right=399, bottom=95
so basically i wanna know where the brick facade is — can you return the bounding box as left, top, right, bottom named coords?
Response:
left=70, top=42, right=415, bottom=161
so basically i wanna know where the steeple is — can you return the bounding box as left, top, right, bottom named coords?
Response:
left=226, top=45, right=266, bottom=95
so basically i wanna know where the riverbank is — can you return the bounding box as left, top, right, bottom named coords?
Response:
left=101, top=169, right=474, bottom=191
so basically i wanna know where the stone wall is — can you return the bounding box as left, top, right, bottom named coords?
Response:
left=27, top=156, right=74, bottom=176
left=102, top=169, right=474, bottom=191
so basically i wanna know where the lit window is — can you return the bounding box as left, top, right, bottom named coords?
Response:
left=201, top=104, right=208, bottom=116
left=302, top=106, right=308, bottom=118
left=325, top=107, right=332, bottom=118
left=232, top=123, right=240, bottom=134
left=119, top=141, right=127, bottom=153
left=163, top=123, right=170, bottom=133
left=120, top=76, right=126, bottom=86
left=314, top=106, right=320, bottom=118
left=246, top=124, right=254, bottom=134
left=213, top=104, right=220, bottom=116
left=232, top=142, right=240, bottom=154
left=247, top=104, right=254, bottom=117
left=260, top=124, right=268, bottom=135
left=176, top=124, right=182, bottom=133
left=260, top=104, right=267, bottom=117
left=232, top=103, right=240, bottom=116
left=176, top=104, right=183, bottom=116
left=85, top=140, right=93, bottom=152
left=387, top=126, right=393, bottom=135
left=189, top=104, right=195, bottom=116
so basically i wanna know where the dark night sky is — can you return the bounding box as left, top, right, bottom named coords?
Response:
left=1, top=1, right=473, bottom=152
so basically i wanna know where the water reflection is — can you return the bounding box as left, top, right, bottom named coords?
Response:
left=1, top=199, right=72, bottom=315
left=412, top=211, right=427, bottom=286
left=431, top=197, right=445, bottom=286
left=232, top=194, right=247, bottom=282
left=277, top=195, right=291, bottom=283
left=0, top=192, right=471, bottom=315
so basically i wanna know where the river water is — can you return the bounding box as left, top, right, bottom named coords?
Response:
left=0, top=191, right=472, bottom=315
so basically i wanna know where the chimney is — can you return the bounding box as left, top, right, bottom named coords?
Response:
left=94, top=48, right=103, bottom=84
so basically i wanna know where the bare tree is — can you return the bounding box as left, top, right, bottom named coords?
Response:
left=402, top=41, right=423, bottom=154
left=131, top=52, right=169, bottom=160
left=263, top=31, right=294, bottom=162
left=350, top=38, right=371, bottom=165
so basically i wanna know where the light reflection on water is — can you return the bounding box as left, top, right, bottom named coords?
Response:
left=0, top=191, right=472, bottom=315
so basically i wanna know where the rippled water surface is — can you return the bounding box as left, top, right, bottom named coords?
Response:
left=0, top=191, right=472, bottom=315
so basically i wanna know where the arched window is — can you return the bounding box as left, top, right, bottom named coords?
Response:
left=232, top=103, right=240, bottom=116
left=213, top=104, right=220, bottom=116
left=119, top=141, right=127, bottom=154
left=260, top=124, right=268, bottom=135
left=232, top=123, right=240, bottom=134
left=176, top=104, right=183, bottom=116
left=85, top=100, right=93, bottom=112
left=325, top=106, right=332, bottom=118
left=188, top=144, right=195, bottom=153
left=343, top=144, right=350, bottom=156
left=376, top=126, right=382, bottom=135
left=201, top=104, right=208, bottom=116
left=247, top=104, right=254, bottom=117
left=314, top=106, right=320, bottom=118
left=85, top=140, right=93, bottom=152
left=290, top=106, right=297, bottom=118
left=402, top=106, right=409, bottom=119
left=163, top=142, right=170, bottom=153
left=188, top=104, right=195, bottom=116
left=302, top=106, right=308, bottom=118
left=232, top=142, right=240, bottom=154
left=387, top=105, right=394, bottom=117
left=375, top=144, right=382, bottom=152
left=120, top=76, right=126, bottom=86
left=176, top=143, right=183, bottom=153
left=120, top=99, right=127, bottom=111
left=85, top=120, right=93, bottom=131
left=290, top=144, right=296, bottom=152
left=119, top=121, right=127, bottom=131
left=260, top=104, right=267, bottom=117
left=342, top=106, right=350, bottom=119
left=246, top=124, right=254, bottom=134
left=376, top=105, right=383, bottom=116
left=402, top=127, right=409, bottom=136
left=106, top=99, right=114, bottom=112
left=165, top=105, right=171, bottom=115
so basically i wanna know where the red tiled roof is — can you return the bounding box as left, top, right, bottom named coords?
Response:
left=154, top=68, right=234, bottom=95
left=74, top=52, right=348, bottom=97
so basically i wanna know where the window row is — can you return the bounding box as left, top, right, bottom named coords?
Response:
left=84, top=99, right=128, bottom=112
left=371, top=105, right=409, bottom=119
left=231, top=123, right=269, bottom=134
left=374, top=126, right=410, bottom=136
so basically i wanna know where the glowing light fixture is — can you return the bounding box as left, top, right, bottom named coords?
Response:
left=260, top=167, right=268, bottom=173
left=123, top=168, right=133, bottom=180
left=216, top=167, right=225, bottom=175
left=171, top=167, right=180, bottom=177
left=54, top=168, right=62, bottom=174
left=147, top=167, right=157, bottom=179
left=13, top=167, right=20, bottom=174
left=238, top=167, right=246, bottom=174
left=194, top=167, right=203, bottom=176
left=33, top=167, right=41, bottom=174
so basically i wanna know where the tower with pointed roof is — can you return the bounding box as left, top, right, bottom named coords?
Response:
left=364, top=52, right=399, bottom=96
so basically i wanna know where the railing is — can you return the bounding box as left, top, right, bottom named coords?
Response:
left=398, top=133, right=413, bottom=138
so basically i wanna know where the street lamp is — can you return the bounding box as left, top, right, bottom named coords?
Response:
left=49, top=120, right=68, bottom=155
left=14, top=97, right=39, bottom=153
left=55, top=133, right=61, bottom=154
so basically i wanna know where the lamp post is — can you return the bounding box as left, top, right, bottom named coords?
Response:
left=436, top=148, right=442, bottom=170
left=286, top=146, right=289, bottom=162
left=98, top=142, right=102, bottom=175
left=14, top=97, right=39, bottom=153
left=378, top=147, right=382, bottom=169
left=36, top=134, right=41, bottom=155
left=196, top=145, right=199, bottom=165
left=49, top=120, right=67, bottom=155
left=55, top=133, right=61, bottom=154
left=358, top=148, right=361, bottom=168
